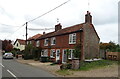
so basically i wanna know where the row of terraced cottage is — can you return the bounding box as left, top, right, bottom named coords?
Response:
left=14, top=11, right=100, bottom=63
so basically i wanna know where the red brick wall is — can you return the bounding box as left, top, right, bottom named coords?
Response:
left=39, top=32, right=82, bottom=62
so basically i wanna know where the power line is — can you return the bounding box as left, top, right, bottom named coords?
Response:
left=28, top=0, right=71, bottom=23
left=2, top=0, right=71, bottom=40
left=28, top=28, right=54, bottom=30
left=0, top=22, right=20, bottom=27
left=4, top=23, right=25, bottom=38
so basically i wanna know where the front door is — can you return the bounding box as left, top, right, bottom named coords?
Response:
left=56, top=49, right=60, bottom=62
left=62, top=49, right=67, bottom=63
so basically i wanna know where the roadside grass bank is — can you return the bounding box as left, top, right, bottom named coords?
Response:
left=56, top=60, right=118, bottom=76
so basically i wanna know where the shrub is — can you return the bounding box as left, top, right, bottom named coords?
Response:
left=60, top=63, right=72, bottom=70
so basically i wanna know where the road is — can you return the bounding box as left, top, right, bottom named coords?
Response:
left=1, top=58, right=55, bottom=79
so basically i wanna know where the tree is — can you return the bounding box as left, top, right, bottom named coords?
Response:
left=5, top=44, right=13, bottom=52
left=32, top=47, right=42, bottom=61
left=73, top=42, right=81, bottom=59
left=2, top=40, right=13, bottom=52
left=24, top=43, right=42, bottom=60
left=100, top=41, right=120, bottom=52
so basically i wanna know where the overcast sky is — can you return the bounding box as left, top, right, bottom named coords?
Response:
left=0, top=0, right=119, bottom=43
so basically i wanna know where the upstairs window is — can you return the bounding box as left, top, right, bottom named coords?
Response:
left=36, top=40, right=40, bottom=47
left=51, top=37, right=56, bottom=45
left=50, top=49, right=55, bottom=58
left=69, top=33, right=76, bottom=44
left=44, top=38, right=48, bottom=46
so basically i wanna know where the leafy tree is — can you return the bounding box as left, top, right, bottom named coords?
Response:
left=24, top=43, right=42, bottom=60
left=100, top=41, right=120, bottom=52
left=32, top=47, right=42, bottom=61
left=5, top=43, right=13, bottom=52
left=2, top=40, right=13, bottom=52
left=73, top=42, right=81, bottom=59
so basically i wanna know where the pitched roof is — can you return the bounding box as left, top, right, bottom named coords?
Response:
left=39, top=23, right=84, bottom=39
left=28, top=34, right=42, bottom=40
left=38, top=23, right=100, bottom=40
left=14, top=39, right=25, bottom=45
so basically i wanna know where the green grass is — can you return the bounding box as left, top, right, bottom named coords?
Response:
left=56, top=70, right=73, bottom=76
left=56, top=60, right=118, bottom=76
left=78, top=60, right=118, bottom=71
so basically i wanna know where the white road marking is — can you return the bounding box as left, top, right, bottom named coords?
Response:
left=0, top=63, right=4, bottom=67
left=7, top=69, right=18, bottom=79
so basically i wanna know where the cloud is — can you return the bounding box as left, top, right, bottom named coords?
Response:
left=96, top=23, right=118, bottom=43
left=0, top=0, right=119, bottom=43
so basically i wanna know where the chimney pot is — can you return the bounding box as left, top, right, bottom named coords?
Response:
left=85, top=11, right=92, bottom=24
left=43, top=32, right=45, bottom=34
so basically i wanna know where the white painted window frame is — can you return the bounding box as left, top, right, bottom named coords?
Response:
left=51, top=37, right=56, bottom=45
left=44, top=38, right=48, bottom=46
left=69, top=33, right=76, bottom=44
left=50, top=49, right=55, bottom=58
left=36, top=40, right=40, bottom=47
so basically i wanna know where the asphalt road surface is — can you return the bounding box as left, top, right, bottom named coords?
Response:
left=1, top=58, right=55, bottom=79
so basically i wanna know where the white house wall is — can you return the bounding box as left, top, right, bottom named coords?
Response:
left=13, top=41, right=25, bottom=51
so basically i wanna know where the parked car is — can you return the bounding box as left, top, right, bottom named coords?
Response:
left=3, top=53, right=14, bottom=59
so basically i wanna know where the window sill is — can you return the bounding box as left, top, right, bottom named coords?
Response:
left=41, top=55, right=48, bottom=57
left=69, top=43, right=76, bottom=44
left=50, top=57, right=55, bottom=58
left=68, top=58, right=72, bottom=60
left=44, top=45, right=48, bottom=46
left=51, top=44, right=55, bottom=45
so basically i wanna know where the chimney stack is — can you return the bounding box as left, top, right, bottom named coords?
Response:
left=55, top=23, right=62, bottom=32
left=85, top=11, right=92, bottom=24
left=43, top=32, right=45, bottom=35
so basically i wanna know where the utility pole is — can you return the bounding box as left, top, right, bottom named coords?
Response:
left=25, top=22, right=28, bottom=46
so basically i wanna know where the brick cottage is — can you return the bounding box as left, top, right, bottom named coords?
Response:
left=35, top=11, right=100, bottom=63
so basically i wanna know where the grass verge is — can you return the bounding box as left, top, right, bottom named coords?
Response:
left=56, top=70, right=73, bottom=76
left=56, top=59, right=118, bottom=76
left=78, top=59, right=118, bottom=71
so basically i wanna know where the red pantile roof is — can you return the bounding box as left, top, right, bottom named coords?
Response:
left=38, top=23, right=100, bottom=40
left=28, top=34, right=42, bottom=40
left=39, top=23, right=84, bottom=39
left=14, top=39, right=25, bottom=45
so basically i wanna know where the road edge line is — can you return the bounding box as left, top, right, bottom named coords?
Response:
left=7, top=69, right=17, bottom=78
left=0, top=63, right=4, bottom=67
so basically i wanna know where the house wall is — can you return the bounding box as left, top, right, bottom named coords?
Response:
left=83, top=23, right=100, bottom=59
left=40, top=32, right=82, bottom=63
left=13, top=41, right=25, bottom=51
left=27, top=40, right=36, bottom=47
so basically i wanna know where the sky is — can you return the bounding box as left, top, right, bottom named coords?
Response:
left=0, top=0, right=119, bottom=44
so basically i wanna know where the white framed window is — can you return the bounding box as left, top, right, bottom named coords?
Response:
left=69, top=33, right=76, bottom=44
left=62, top=49, right=67, bottom=63
left=41, top=49, right=48, bottom=57
left=50, top=49, right=55, bottom=58
left=44, top=38, right=48, bottom=46
left=51, top=37, right=56, bottom=45
left=36, top=40, right=40, bottom=47
left=68, top=49, right=75, bottom=59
